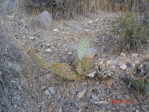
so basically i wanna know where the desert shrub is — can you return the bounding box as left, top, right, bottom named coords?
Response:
left=107, top=0, right=149, bottom=12
left=24, top=0, right=149, bottom=17
left=111, top=12, right=149, bottom=52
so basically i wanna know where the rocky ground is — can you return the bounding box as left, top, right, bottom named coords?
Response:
left=0, top=0, right=149, bottom=112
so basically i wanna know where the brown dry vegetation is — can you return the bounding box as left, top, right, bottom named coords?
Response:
left=25, top=0, right=149, bottom=18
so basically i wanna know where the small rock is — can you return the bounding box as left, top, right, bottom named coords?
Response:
left=53, top=29, right=59, bottom=32
left=86, top=71, right=96, bottom=78
left=84, top=29, right=91, bottom=32
left=90, top=99, right=108, bottom=104
left=132, top=53, right=139, bottom=57
left=58, top=107, right=62, bottom=112
left=68, top=52, right=72, bottom=55
left=119, top=64, right=127, bottom=70
left=44, top=89, right=50, bottom=95
left=8, top=62, right=22, bottom=73
left=45, top=43, right=50, bottom=46
left=132, top=63, right=136, bottom=68
left=29, top=36, right=35, bottom=40
left=48, top=87, right=56, bottom=94
left=45, top=48, right=52, bottom=53
left=31, top=11, right=53, bottom=29
left=95, top=18, right=100, bottom=22
left=120, top=53, right=126, bottom=57
left=124, top=95, right=130, bottom=100
left=71, top=24, right=82, bottom=31
left=77, top=89, right=86, bottom=99
left=87, top=20, right=93, bottom=24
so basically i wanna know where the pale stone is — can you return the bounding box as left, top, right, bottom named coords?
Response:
left=119, top=64, right=127, bottom=70
left=77, top=90, right=86, bottom=99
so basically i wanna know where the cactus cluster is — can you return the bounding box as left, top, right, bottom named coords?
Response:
left=28, top=37, right=93, bottom=80
left=129, top=77, right=149, bottom=93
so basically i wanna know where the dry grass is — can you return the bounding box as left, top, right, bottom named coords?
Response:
left=24, top=0, right=149, bottom=18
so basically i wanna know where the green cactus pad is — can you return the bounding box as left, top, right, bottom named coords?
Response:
left=82, top=57, right=93, bottom=74
left=76, top=59, right=84, bottom=74
left=50, top=62, right=79, bottom=80
left=27, top=48, right=51, bottom=71
left=128, top=78, right=145, bottom=90
left=77, top=37, right=90, bottom=60
left=145, top=81, right=149, bottom=93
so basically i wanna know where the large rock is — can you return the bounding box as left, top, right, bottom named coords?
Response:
left=1, top=0, right=16, bottom=14
left=31, top=11, right=53, bottom=29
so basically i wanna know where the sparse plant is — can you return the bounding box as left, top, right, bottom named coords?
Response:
left=28, top=37, right=94, bottom=80
left=111, top=12, right=149, bottom=52
left=128, top=76, right=149, bottom=93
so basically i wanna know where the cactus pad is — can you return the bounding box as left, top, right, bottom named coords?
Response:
left=27, top=48, right=51, bottom=71
left=145, top=81, right=149, bottom=93
left=76, top=59, right=84, bottom=74
left=77, top=37, right=89, bottom=60
left=128, top=78, right=145, bottom=90
left=82, top=57, right=93, bottom=74
left=50, top=62, right=78, bottom=80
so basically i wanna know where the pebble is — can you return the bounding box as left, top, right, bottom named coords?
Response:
left=71, top=24, right=82, bottom=31
left=119, top=64, right=127, bottom=70
left=124, top=95, right=130, bottom=100
left=132, top=53, right=139, bottom=57
left=29, top=36, right=35, bottom=40
left=77, top=89, right=86, bottom=99
left=48, top=87, right=56, bottom=94
left=44, top=89, right=50, bottom=95
left=86, top=71, right=96, bottom=78
left=87, top=20, right=93, bottom=24
left=8, top=62, right=22, bottom=73
left=68, top=52, right=72, bottom=55
left=53, top=29, right=59, bottom=32
left=45, top=48, right=52, bottom=53
left=90, top=99, right=108, bottom=104
left=120, top=53, right=126, bottom=57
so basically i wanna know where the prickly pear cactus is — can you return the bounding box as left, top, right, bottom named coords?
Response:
left=77, top=37, right=89, bottom=60
left=76, top=59, right=84, bottom=74
left=27, top=37, right=93, bottom=80
left=128, top=78, right=145, bottom=90
left=28, top=48, right=86, bottom=80
left=50, top=62, right=79, bottom=80
left=82, top=57, right=93, bottom=74
left=76, top=57, right=93, bottom=75
left=145, top=81, right=149, bottom=93
left=27, top=48, right=51, bottom=71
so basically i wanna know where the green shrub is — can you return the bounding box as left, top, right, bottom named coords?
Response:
left=111, top=13, right=149, bottom=52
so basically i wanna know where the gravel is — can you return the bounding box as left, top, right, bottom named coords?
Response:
left=0, top=0, right=149, bottom=111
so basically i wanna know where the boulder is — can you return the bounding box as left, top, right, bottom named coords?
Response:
left=31, top=11, right=53, bottom=29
